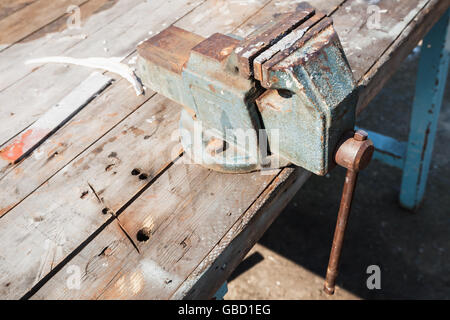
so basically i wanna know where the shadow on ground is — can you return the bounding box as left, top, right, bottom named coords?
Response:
left=230, top=49, right=450, bottom=299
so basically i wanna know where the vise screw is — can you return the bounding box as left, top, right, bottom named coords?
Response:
left=136, top=2, right=374, bottom=295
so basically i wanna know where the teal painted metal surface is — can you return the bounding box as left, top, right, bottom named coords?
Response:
left=356, top=128, right=407, bottom=170
left=182, top=36, right=261, bottom=154
left=256, top=18, right=356, bottom=175
left=400, top=9, right=450, bottom=210
left=135, top=7, right=359, bottom=176
left=213, top=281, right=228, bottom=300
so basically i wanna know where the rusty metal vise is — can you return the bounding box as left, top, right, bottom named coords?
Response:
left=136, top=2, right=357, bottom=175
left=136, top=2, right=374, bottom=295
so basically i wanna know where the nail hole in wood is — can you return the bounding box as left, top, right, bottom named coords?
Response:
left=137, top=228, right=151, bottom=242
left=138, top=173, right=148, bottom=180
left=131, top=168, right=140, bottom=175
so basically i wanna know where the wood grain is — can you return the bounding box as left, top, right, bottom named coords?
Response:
left=0, top=0, right=139, bottom=93
left=0, top=0, right=87, bottom=51
left=332, top=0, right=430, bottom=81
left=174, top=168, right=311, bottom=299
left=0, top=0, right=206, bottom=147
left=0, top=0, right=272, bottom=300
left=0, top=94, right=183, bottom=299
left=0, top=0, right=446, bottom=300
left=0, top=72, right=111, bottom=165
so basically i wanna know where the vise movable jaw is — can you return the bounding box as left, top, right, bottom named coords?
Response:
left=136, top=2, right=357, bottom=176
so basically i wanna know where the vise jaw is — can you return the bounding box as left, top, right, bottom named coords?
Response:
left=136, top=2, right=357, bottom=175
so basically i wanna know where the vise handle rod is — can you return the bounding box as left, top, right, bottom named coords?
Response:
left=324, top=130, right=374, bottom=295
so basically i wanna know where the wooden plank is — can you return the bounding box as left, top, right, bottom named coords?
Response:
left=0, top=94, right=183, bottom=299
left=0, top=0, right=270, bottom=214
left=0, top=72, right=111, bottom=165
left=175, top=0, right=271, bottom=36
left=0, top=0, right=272, bottom=299
left=3, top=0, right=443, bottom=301
left=0, top=0, right=205, bottom=147
left=27, top=0, right=345, bottom=300
left=356, top=0, right=450, bottom=114
left=0, top=0, right=270, bottom=216
left=0, top=70, right=148, bottom=216
left=173, top=168, right=311, bottom=299
left=31, top=163, right=276, bottom=299
left=178, top=0, right=450, bottom=299
left=332, top=0, right=430, bottom=81
left=0, top=0, right=143, bottom=93
left=0, top=0, right=37, bottom=21
left=0, top=0, right=87, bottom=51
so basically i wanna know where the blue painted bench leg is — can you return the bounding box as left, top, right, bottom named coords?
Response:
left=213, top=281, right=228, bottom=300
left=400, top=10, right=450, bottom=210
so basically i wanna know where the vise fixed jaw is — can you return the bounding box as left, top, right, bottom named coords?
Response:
left=136, top=2, right=357, bottom=175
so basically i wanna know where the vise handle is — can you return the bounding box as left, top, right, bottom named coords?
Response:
left=324, top=130, right=374, bottom=295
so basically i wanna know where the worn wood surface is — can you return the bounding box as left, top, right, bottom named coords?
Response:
left=0, top=72, right=111, bottom=166
left=0, top=0, right=133, bottom=93
left=0, top=0, right=206, bottom=147
left=0, top=0, right=87, bottom=51
left=0, top=0, right=447, bottom=300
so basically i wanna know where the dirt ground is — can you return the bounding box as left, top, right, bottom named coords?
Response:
left=226, top=47, right=450, bottom=300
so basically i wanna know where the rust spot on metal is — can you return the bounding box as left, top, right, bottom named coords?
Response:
left=220, top=45, right=235, bottom=57
left=192, top=33, right=240, bottom=62
left=137, top=26, right=204, bottom=74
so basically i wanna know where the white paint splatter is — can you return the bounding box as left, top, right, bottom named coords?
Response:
left=25, top=56, right=143, bottom=95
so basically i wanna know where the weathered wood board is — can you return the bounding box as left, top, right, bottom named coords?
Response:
left=0, top=0, right=448, bottom=300
left=0, top=72, right=111, bottom=166
left=0, top=0, right=140, bottom=92
left=0, top=0, right=87, bottom=51
left=0, top=0, right=206, bottom=147
left=0, top=0, right=278, bottom=299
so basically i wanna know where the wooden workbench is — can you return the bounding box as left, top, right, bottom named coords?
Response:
left=0, top=0, right=448, bottom=299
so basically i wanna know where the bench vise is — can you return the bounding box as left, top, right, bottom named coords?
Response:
left=136, top=2, right=375, bottom=295
left=136, top=2, right=357, bottom=176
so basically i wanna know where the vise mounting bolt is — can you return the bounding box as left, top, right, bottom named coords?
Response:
left=136, top=2, right=374, bottom=295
